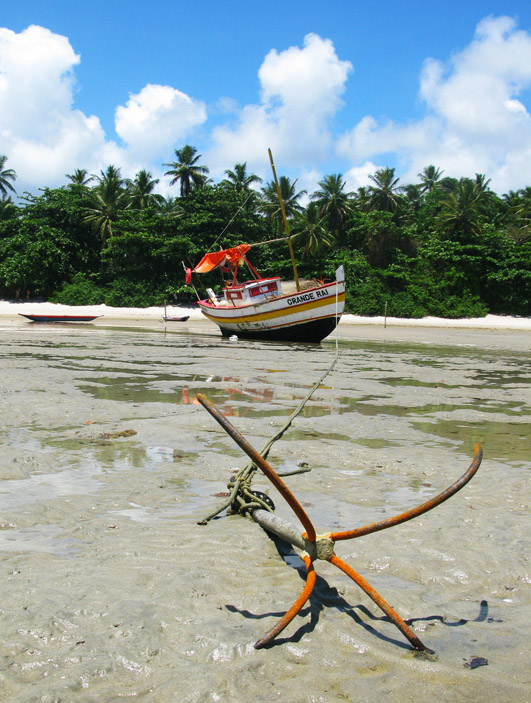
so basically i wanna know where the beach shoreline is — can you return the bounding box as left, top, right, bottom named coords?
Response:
left=2, top=298, right=531, bottom=331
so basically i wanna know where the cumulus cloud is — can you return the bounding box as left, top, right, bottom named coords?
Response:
left=115, top=84, right=206, bottom=158
left=0, top=25, right=207, bottom=194
left=338, top=15, right=531, bottom=193
left=0, top=25, right=78, bottom=135
left=206, top=33, right=352, bottom=178
left=0, top=25, right=110, bottom=190
left=2, top=18, right=531, bottom=198
left=343, top=161, right=380, bottom=193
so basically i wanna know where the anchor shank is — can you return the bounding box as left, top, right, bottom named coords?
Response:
left=252, top=509, right=306, bottom=550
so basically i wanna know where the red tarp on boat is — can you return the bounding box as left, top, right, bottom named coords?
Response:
left=192, top=244, right=250, bottom=274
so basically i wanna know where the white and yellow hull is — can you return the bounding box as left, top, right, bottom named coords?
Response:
left=198, top=267, right=345, bottom=342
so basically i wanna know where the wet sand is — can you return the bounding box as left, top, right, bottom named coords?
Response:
left=0, top=318, right=529, bottom=701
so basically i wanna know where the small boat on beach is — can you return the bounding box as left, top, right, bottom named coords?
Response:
left=161, top=302, right=190, bottom=323
left=18, top=313, right=102, bottom=323
left=185, top=150, right=345, bottom=343
left=162, top=315, right=190, bottom=322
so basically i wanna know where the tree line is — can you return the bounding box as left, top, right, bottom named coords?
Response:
left=0, top=147, right=529, bottom=317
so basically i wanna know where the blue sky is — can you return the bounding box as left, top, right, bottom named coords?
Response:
left=1, top=1, right=531, bottom=198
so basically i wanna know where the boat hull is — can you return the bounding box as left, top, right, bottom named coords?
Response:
left=18, top=314, right=102, bottom=323
left=218, top=314, right=339, bottom=343
left=198, top=269, right=345, bottom=343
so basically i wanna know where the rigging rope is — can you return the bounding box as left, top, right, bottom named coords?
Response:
left=206, top=191, right=254, bottom=252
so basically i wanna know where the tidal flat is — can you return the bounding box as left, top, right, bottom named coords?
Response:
left=0, top=319, right=529, bottom=702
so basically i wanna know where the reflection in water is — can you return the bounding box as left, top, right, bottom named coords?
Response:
left=0, top=524, right=79, bottom=557
left=411, top=418, right=530, bottom=462
left=0, top=465, right=103, bottom=510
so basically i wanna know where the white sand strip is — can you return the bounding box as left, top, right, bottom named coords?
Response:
left=2, top=299, right=530, bottom=330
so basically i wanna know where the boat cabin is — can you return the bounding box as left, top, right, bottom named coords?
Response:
left=221, top=277, right=282, bottom=306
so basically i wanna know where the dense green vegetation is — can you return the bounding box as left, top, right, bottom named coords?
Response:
left=0, top=150, right=530, bottom=317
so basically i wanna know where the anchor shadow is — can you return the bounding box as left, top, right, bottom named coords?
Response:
left=226, top=531, right=490, bottom=650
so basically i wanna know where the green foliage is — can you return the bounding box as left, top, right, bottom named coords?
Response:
left=483, top=241, right=531, bottom=315
left=103, top=279, right=166, bottom=307
left=0, top=153, right=529, bottom=319
left=0, top=223, right=75, bottom=296
left=50, top=273, right=106, bottom=305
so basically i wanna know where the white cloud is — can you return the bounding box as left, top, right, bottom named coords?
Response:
left=0, top=25, right=78, bottom=136
left=344, top=162, right=380, bottom=193
left=338, top=116, right=436, bottom=162
left=258, top=33, right=350, bottom=118
left=115, top=84, right=206, bottom=158
left=2, top=18, right=531, bottom=199
left=338, top=15, right=531, bottom=193
left=419, top=17, right=531, bottom=138
left=0, top=25, right=207, bottom=194
left=0, top=25, right=113, bottom=190
left=206, top=33, right=352, bottom=178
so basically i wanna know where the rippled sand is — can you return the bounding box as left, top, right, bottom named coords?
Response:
left=0, top=318, right=529, bottom=701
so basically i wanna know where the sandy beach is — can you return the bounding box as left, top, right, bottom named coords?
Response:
left=3, top=298, right=531, bottom=330
left=0, top=307, right=529, bottom=701
left=3, top=298, right=530, bottom=353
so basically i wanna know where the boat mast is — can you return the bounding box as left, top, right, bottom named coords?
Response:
left=268, top=149, right=300, bottom=292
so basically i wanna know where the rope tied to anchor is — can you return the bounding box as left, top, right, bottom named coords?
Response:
left=197, top=352, right=337, bottom=525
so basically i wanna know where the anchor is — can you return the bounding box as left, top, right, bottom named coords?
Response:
left=196, top=391, right=482, bottom=651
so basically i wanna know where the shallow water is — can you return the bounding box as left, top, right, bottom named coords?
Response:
left=0, top=323, right=529, bottom=702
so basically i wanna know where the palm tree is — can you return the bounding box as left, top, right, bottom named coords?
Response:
left=417, top=165, right=444, bottom=194
left=82, top=165, right=129, bottom=241
left=501, top=189, right=531, bottom=245
left=400, top=183, right=423, bottom=213
left=436, top=178, right=483, bottom=240
left=158, top=196, right=185, bottom=220
left=126, top=170, right=164, bottom=209
left=66, top=169, right=93, bottom=186
left=311, top=174, right=352, bottom=235
left=95, top=165, right=124, bottom=189
left=222, top=162, right=262, bottom=193
left=473, top=173, right=491, bottom=194
left=438, top=176, right=459, bottom=194
left=367, top=167, right=402, bottom=213
left=260, top=176, right=306, bottom=235
left=0, top=155, right=17, bottom=197
left=164, top=145, right=209, bottom=198
left=291, top=202, right=336, bottom=257
left=354, top=186, right=371, bottom=212
left=502, top=190, right=522, bottom=210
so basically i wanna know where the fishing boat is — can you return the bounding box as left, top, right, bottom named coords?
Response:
left=188, top=246, right=344, bottom=342
left=185, top=151, right=345, bottom=343
left=18, top=313, right=102, bottom=323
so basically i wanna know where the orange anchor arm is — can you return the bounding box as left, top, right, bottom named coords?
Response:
left=329, top=554, right=427, bottom=651
left=254, top=554, right=316, bottom=649
left=197, top=392, right=316, bottom=542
